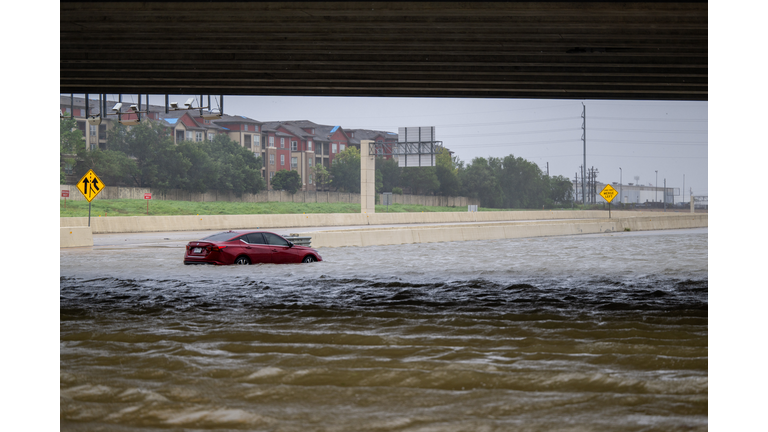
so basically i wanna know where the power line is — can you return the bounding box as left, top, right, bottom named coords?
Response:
left=441, top=127, right=581, bottom=139
left=590, top=116, right=708, bottom=123
left=589, top=127, right=707, bottom=134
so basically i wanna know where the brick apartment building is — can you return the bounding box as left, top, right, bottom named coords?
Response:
left=60, top=95, right=397, bottom=191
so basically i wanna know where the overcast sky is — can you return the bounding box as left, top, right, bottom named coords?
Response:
left=139, top=94, right=707, bottom=200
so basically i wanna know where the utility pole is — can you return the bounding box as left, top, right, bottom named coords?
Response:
left=655, top=170, right=658, bottom=202
left=664, top=178, right=667, bottom=211
left=619, top=167, right=622, bottom=207
left=574, top=171, right=579, bottom=206
left=581, top=103, right=587, bottom=205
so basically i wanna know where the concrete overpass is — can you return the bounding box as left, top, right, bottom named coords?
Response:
left=60, top=1, right=707, bottom=101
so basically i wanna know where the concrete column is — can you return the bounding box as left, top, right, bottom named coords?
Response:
left=690, top=195, right=694, bottom=213
left=360, top=140, right=375, bottom=214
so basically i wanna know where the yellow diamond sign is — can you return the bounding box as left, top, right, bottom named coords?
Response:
left=76, top=169, right=105, bottom=202
left=600, top=184, right=618, bottom=203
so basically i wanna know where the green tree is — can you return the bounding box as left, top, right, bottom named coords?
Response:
left=106, top=121, right=175, bottom=187
left=311, top=163, right=331, bottom=190
left=548, top=175, right=574, bottom=204
left=60, top=117, right=85, bottom=183
left=330, top=146, right=361, bottom=193
left=271, top=169, right=302, bottom=194
left=177, top=141, right=218, bottom=193
left=204, top=134, right=265, bottom=195
left=73, top=147, right=137, bottom=187
left=400, top=166, right=440, bottom=195
left=375, top=157, right=401, bottom=192
left=435, top=148, right=461, bottom=196
left=460, top=157, right=502, bottom=208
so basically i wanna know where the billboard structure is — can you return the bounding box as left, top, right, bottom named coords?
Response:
left=368, top=126, right=443, bottom=167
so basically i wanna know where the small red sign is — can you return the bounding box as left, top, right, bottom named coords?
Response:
left=144, top=193, right=152, bottom=199
left=61, top=190, right=70, bottom=198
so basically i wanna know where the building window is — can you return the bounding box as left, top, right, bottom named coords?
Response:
left=89, top=124, right=97, bottom=135
left=280, top=155, right=285, bottom=165
left=291, top=141, right=298, bottom=151
left=269, top=154, right=275, bottom=165
left=340, top=144, right=345, bottom=151
left=332, top=143, right=337, bottom=153
left=269, top=136, right=275, bottom=147
left=270, top=171, right=274, bottom=180
left=208, top=132, right=215, bottom=141
left=308, top=158, right=312, bottom=167
left=308, top=140, right=313, bottom=151
left=196, top=132, right=203, bottom=142
left=90, top=143, right=97, bottom=151
left=280, top=138, right=285, bottom=148
left=309, top=175, right=313, bottom=184
left=291, top=157, right=298, bottom=169
left=187, top=131, right=194, bottom=141
left=244, top=134, right=252, bottom=149
left=254, top=135, right=261, bottom=149
left=244, top=125, right=249, bottom=132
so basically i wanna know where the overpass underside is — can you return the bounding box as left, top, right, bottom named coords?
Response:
left=60, top=1, right=707, bottom=101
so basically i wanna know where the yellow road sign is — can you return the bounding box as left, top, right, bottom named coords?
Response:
left=76, top=169, right=105, bottom=202
left=600, top=184, right=618, bottom=203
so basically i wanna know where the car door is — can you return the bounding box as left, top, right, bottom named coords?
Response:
left=244, top=233, right=273, bottom=264
left=262, top=232, right=298, bottom=264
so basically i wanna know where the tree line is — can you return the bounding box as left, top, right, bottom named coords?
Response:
left=61, top=118, right=573, bottom=207
left=319, top=146, right=574, bottom=209
left=61, top=118, right=266, bottom=195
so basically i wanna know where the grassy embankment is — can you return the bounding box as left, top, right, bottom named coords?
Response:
left=60, top=199, right=518, bottom=218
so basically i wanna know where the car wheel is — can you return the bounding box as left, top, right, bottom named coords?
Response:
left=234, top=256, right=250, bottom=265
left=302, top=255, right=316, bottom=263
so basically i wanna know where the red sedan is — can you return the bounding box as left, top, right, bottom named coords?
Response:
left=183, top=230, right=323, bottom=265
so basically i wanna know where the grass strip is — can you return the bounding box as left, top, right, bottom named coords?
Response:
left=59, top=199, right=520, bottom=218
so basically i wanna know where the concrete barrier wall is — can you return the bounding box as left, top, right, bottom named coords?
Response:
left=58, top=184, right=478, bottom=207
left=300, top=214, right=708, bottom=248
left=61, top=210, right=620, bottom=234
left=61, top=226, right=93, bottom=248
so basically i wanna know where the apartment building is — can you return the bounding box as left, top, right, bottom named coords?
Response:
left=60, top=95, right=400, bottom=192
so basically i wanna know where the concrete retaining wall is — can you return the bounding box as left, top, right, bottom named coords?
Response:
left=61, top=210, right=619, bottom=234
left=299, top=214, right=708, bottom=248
left=61, top=226, right=93, bottom=248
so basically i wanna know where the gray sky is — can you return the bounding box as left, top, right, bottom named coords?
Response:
left=141, top=95, right=707, bottom=200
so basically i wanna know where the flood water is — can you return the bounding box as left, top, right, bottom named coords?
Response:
left=61, top=228, right=708, bottom=431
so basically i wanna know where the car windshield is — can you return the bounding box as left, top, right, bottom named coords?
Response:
left=200, top=232, right=240, bottom=242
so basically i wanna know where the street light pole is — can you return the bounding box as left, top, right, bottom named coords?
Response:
left=655, top=170, right=658, bottom=202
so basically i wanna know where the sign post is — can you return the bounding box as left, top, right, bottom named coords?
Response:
left=144, top=193, right=152, bottom=215
left=61, top=190, right=70, bottom=209
left=76, top=169, right=106, bottom=226
left=599, top=184, right=618, bottom=218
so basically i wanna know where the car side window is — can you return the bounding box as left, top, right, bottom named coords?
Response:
left=233, top=235, right=248, bottom=243
left=246, top=233, right=267, bottom=244
left=263, top=233, right=289, bottom=247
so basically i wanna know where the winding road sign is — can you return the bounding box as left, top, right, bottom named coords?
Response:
left=76, top=169, right=105, bottom=202
left=600, top=184, right=618, bottom=203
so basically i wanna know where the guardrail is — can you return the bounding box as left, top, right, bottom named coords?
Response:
left=284, top=235, right=312, bottom=247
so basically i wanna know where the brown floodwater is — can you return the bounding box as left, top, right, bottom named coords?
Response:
left=61, top=228, right=707, bottom=431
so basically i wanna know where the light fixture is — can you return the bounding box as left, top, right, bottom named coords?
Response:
left=184, top=98, right=195, bottom=109
left=170, top=101, right=179, bottom=110
left=112, top=102, right=123, bottom=113
left=129, top=104, right=139, bottom=112
left=87, top=117, right=102, bottom=126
